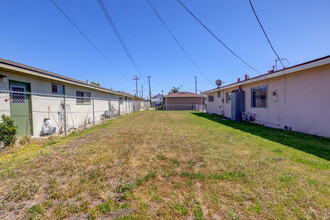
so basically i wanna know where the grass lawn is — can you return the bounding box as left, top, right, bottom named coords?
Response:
left=0, top=111, right=329, bottom=219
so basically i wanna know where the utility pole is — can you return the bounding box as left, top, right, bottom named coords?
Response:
left=148, top=76, right=152, bottom=105
left=195, top=76, right=197, bottom=94
left=133, top=75, right=140, bottom=97
left=141, top=85, right=143, bottom=99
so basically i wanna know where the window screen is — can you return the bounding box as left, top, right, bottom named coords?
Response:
left=251, top=85, right=268, bottom=108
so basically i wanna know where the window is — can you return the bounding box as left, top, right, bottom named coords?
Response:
left=226, top=92, right=231, bottom=103
left=251, top=85, right=268, bottom=108
left=52, top=84, right=65, bottom=95
left=208, top=95, right=214, bottom=102
left=11, top=86, right=26, bottom=104
left=217, top=91, right=221, bottom=98
left=76, top=91, right=91, bottom=104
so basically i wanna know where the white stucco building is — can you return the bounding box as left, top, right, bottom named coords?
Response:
left=0, top=58, right=138, bottom=137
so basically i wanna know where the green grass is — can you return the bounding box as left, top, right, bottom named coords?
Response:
left=0, top=111, right=329, bottom=219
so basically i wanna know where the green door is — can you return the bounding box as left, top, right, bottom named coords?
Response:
left=9, top=81, right=33, bottom=137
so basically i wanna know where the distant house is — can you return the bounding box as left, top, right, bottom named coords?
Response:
left=0, top=58, right=135, bottom=137
left=203, top=55, right=330, bottom=137
left=164, top=91, right=206, bottom=110
left=151, top=94, right=163, bottom=106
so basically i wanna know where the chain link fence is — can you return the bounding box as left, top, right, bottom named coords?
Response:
left=0, top=90, right=150, bottom=145
left=165, top=103, right=206, bottom=111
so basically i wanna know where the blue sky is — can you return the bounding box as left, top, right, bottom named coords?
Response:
left=1, top=0, right=329, bottom=97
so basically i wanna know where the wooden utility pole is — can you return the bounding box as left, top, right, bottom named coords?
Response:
left=133, top=75, right=140, bottom=97
left=148, top=76, right=152, bottom=105
left=141, top=85, right=143, bottom=99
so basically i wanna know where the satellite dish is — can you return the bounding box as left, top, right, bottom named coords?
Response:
left=215, top=79, right=222, bottom=87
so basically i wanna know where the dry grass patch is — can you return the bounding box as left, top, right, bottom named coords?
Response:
left=0, top=111, right=329, bottom=219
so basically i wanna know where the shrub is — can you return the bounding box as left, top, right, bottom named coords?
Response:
left=19, top=135, right=31, bottom=145
left=0, top=114, right=18, bottom=147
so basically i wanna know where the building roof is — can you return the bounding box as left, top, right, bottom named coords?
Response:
left=0, top=58, right=133, bottom=98
left=203, top=55, right=330, bottom=94
left=115, top=91, right=135, bottom=98
left=152, top=94, right=163, bottom=99
left=164, top=92, right=206, bottom=98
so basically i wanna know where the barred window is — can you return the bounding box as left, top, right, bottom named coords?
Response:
left=208, top=95, right=214, bottom=102
left=76, top=91, right=91, bottom=104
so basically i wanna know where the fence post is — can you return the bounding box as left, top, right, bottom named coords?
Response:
left=108, top=100, right=111, bottom=119
left=125, top=100, right=127, bottom=115
left=92, top=98, right=95, bottom=125
left=63, top=97, right=67, bottom=136
left=118, top=99, right=121, bottom=116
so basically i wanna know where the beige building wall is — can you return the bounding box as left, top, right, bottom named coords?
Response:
left=206, top=87, right=238, bottom=118
left=205, top=91, right=222, bottom=115
left=205, top=64, right=330, bottom=137
left=241, top=65, right=330, bottom=137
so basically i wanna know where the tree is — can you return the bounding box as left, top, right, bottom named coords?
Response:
left=91, top=81, right=100, bottom=86
left=170, top=86, right=180, bottom=93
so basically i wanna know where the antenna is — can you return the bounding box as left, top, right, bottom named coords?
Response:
left=215, top=79, right=222, bottom=87
left=280, top=58, right=290, bottom=68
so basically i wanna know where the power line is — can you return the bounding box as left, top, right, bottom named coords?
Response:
left=248, top=0, right=284, bottom=68
left=176, top=0, right=261, bottom=74
left=146, top=0, right=215, bottom=87
left=49, top=0, right=132, bottom=83
left=96, top=0, right=147, bottom=82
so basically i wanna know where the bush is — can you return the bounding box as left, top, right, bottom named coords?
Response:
left=0, top=114, right=18, bottom=146
left=19, top=135, right=31, bottom=145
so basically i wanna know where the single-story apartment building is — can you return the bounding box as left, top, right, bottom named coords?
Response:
left=164, top=91, right=206, bottom=110
left=203, top=55, right=330, bottom=137
left=0, top=58, right=137, bottom=138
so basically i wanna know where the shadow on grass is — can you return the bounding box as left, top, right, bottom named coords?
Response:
left=192, top=113, right=330, bottom=161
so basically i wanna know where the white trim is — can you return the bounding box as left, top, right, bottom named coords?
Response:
left=0, top=63, right=133, bottom=98
left=164, top=95, right=206, bottom=98
left=202, top=57, right=330, bottom=94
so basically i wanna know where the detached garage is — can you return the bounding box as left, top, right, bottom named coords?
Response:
left=164, top=92, right=206, bottom=110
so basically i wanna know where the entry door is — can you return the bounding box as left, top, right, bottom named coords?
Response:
left=9, top=81, right=33, bottom=137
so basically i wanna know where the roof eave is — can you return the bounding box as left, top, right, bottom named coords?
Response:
left=202, top=55, right=330, bottom=94
left=0, top=62, right=131, bottom=98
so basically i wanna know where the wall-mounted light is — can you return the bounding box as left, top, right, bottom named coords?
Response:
left=272, top=89, right=278, bottom=102
left=0, top=74, right=8, bottom=82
